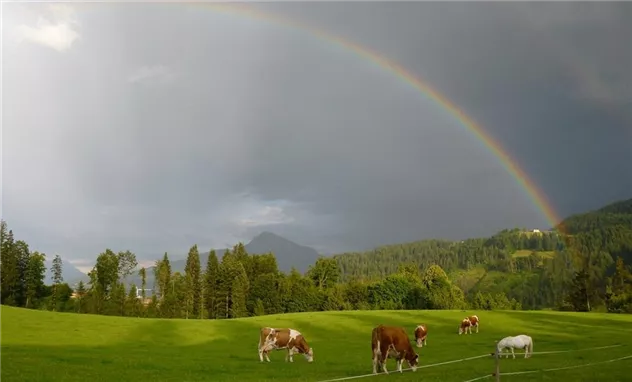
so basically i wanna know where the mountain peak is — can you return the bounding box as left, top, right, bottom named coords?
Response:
left=250, top=231, right=293, bottom=244
left=245, top=232, right=320, bottom=272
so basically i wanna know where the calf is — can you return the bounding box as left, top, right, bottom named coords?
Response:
left=372, top=324, right=419, bottom=374
left=258, top=327, right=314, bottom=363
left=414, top=325, right=428, bottom=348
left=458, top=318, right=471, bottom=335
left=467, top=315, right=480, bottom=333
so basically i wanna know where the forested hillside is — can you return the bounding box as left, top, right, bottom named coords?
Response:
left=1, top=198, right=631, bottom=318
left=334, top=198, right=632, bottom=311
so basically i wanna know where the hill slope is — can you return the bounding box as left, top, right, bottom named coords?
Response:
left=2, top=306, right=631, bottom=382
left=333, top=197, right=632, bottom=309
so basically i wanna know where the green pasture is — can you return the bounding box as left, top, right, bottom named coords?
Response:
left=2, top=306, right=632, bottom=381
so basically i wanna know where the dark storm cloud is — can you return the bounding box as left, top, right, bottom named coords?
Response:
left=3, top=2, right=630, bottom=265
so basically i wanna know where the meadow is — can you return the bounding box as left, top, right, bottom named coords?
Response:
left=2, top=306, right=632, bottom=381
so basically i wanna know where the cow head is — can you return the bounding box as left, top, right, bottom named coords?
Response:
left=414, top=326, right=425, bottom=348
left=406, top=353, right=419, bottom=372
left=458, top=318, right=471, bottom=334
left=304, top=347, right=314, bottom=363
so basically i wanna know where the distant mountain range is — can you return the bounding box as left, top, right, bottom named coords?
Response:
left=65, top=231, right=322, bottom=288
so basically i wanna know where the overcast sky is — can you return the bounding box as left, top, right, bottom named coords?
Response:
left=3, top=2, right=631, bottom=271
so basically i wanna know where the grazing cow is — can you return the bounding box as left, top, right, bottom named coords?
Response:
left=258, top=327, right=314, bottom=363
left=414, top=325, right=428, bottom=348
left=496, top=334, right=534, bottom=359
left=467, top=315, right=480, bottom=333
left=458, top=317, right=471, bottom=335
left=372, top=325, right=420, bottom=374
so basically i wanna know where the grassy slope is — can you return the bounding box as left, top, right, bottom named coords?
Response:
left=512, top=250, right=555, bottom=259
left=2, top=306, right=632, bottom=382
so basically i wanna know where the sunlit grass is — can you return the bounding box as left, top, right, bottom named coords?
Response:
left=2, top=306, right=631, bottom=381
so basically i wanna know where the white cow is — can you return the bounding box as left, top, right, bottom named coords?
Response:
left=496, top=334, right=534, bottom=359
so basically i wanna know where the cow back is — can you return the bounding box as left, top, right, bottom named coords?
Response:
left=414, top=325, right=427, bottom=339
left=374, top=325, right=415, bottom=356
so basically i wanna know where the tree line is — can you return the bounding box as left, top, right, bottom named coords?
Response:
left=1, top=198, right=631, bottom=317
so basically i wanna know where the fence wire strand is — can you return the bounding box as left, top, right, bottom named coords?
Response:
left=462, top=344, right=629, bottom=382
left=316, top=344, right=626, bottom=382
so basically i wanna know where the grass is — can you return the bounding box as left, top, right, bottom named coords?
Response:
left=2, top=306, right=632, bottom=381
left=512, top=250, right=555, bottom=259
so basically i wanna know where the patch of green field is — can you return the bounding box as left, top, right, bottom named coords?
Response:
left=512, top=250, right=555, bottom=259
left=2, top=306, right=632, bottom=381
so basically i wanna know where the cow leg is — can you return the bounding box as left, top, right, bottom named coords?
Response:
left=259, top=348, right=264, bottom=362
left=372, top=353, right=378, bottom=375
left=381, top=356, right=389, bottom=375
left=379, top=345, right=389, bottom=374
left=264, top=350, right=271, bottom=362
left=476, top=324, right=479, bottom=333
left=511, top=348, right=515, bottom=359
left=287, top=348, right=294, bottom=363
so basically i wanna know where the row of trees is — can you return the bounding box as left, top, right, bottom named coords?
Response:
left=0, top=221, right=69, bottom=310
left=76, top=242, right=522, bottom=319
left=1, top=198, right=631, bottom=317
left=1, top=218, right=521, bottom=318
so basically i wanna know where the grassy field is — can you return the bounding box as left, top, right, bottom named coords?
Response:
left=2, top=306, right=632, bottom=381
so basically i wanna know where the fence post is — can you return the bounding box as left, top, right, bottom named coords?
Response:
left=494, top=341, right=500, bottom=382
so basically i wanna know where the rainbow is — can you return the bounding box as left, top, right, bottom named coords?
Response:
left=85, top=2, right=563, bottom=228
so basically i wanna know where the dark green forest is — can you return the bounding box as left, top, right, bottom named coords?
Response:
left=1, top=198, right=631, bottom=318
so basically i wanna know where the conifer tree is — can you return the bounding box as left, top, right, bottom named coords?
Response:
left=204, top=250, right=219, bottom=319
left=51, top=254, right=64, bottom=311
left=184, top=245, right=202, bottom=319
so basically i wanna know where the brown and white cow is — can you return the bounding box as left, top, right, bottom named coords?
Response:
left=258, top=327, right=314, bottom=363
left=467, top=315, right=480, bottom=333
left=372, top=325, right=419, bottom=374
left=458, top=317, right=471, bottom=335
left=414, top=325, right=428, bottom=348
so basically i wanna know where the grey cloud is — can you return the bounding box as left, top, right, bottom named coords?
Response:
left=3, top=2, right=630, bottom=263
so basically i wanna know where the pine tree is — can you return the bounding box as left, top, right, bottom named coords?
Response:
left=76, top=281, right=86, bottom=313
left=157, top=253, right=171, bottom=300
left=139, top=267, right=147, bottom=298
left=14, top=240, right=31, bottom=307
left=204, top=250, right=219, bottom=319
left=0, top=222, right=19, bottom=305
left=215, top=249, right=233, bottom=319
left=230, top=261, right=249, bottom=318
left=51, top=254, right=64, bottom=311
left=25, top=252, right=46, bottom=308
left=184, top=245, right=202, bottom=319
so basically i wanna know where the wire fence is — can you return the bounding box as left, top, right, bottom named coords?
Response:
left=463, top=343, right=629, bottom=382
left=315, top=344, right=627, bottom=382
